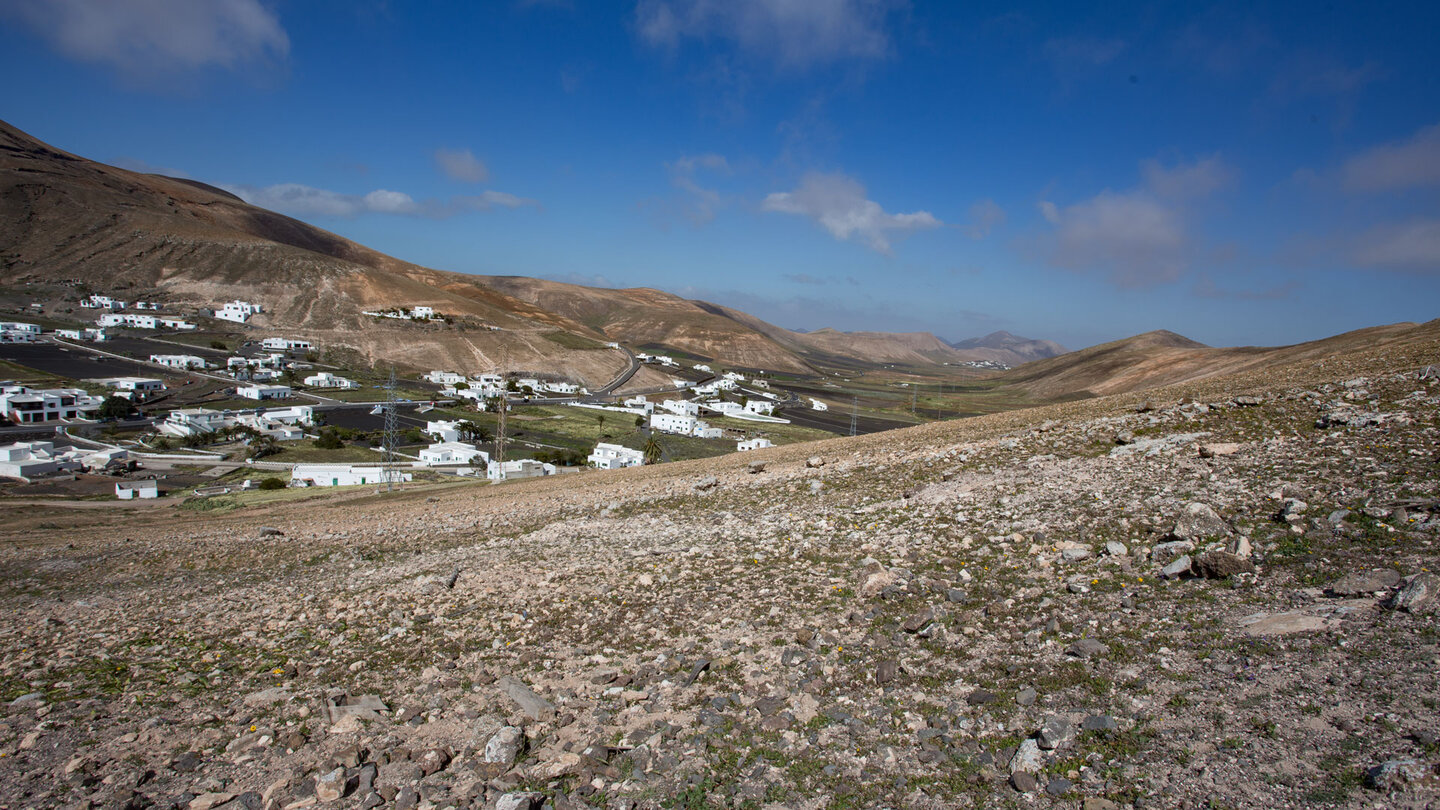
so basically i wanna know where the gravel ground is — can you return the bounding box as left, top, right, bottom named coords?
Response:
left=1, top=333, right=1437, bottom=810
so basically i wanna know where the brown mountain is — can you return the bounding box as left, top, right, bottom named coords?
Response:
left=0, top=119, right=976, bottom=382
left=948, top=330, right=1068, bottom=365
left=994, top=324, right=1437, bottom=400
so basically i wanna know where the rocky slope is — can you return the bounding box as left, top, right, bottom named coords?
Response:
left=1, top=322, right=1437, bottom=809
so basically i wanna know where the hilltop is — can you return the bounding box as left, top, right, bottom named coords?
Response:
left=0, top=120, right=1018, bottom=385
left=0, top=314, right=1436, bottom=809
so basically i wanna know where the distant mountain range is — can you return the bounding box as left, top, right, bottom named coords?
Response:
left=3, top=117, right=1432, bottom=405
left=946, top=330, right=1068, bottom=366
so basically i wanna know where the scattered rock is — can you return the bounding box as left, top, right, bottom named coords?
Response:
left=1328, top=568, right=1401, bottom=596
left=1198, top=442, right=1240, bottom=458
left=1009, top=739, right=1044, bottom=773
left=806, top=456, right=825, bottom=468
left=901, top=607, right=935, bottom=633
left=257, top=527, right=284, bottom=537
left=1066, top=639, right=1108, bottom=659
left=1037, top=716, right=1075, bottom=750
left=1010, top=771, right=1037, bottom=792
left=1390, top=573, right=1438, bottom=613
left=1161, top=555, right=1193, bottom=579
left=1169, top=502, right=1232, bottom=541
left=1103, top=541, right=1128, bottom=557
left=1191, top=551, right=1255, bottom=579
left=1366, top=758, right=1436, bottom=792
left=1045, top=777, right=1073, bottom=796
left=748, top=460, right=766, bottom=474
left=497, top=675, right=556, bottom=721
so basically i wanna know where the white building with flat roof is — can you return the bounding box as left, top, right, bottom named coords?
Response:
left=99, top=313, right=158, bottom=329
left=660, top=399, right=700, bottom=417
left=417, top=442, right=488, bottom=465
left=262, top=337, right=312, bottom=351
left=810, top=398, right=828, bottom=411
left=588, top=442, right=644, bottom=470
left=115, top=480, right=159, bottom=499
left=150, top=354, right=208, bottom=370
left=303, top=372, right=358, bottom=389
left=0, top=387, right=103, bottom=424
left=738, top=437, right=774, bottom=452
left=236, top=384, right=292, bottom=401
left=424, top=370, right=466, bottom=385
left=55, top=328, right=108, bottom=342
left=487, top=459, right=555, bottom=481
left=291, top=465, right=410, bottom=487
left=216, top=300, right=262, bottom=324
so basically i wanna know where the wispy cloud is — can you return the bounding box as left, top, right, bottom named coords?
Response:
left=1192, top=274, right=1300, bottom=301
left=2, top=0, right=288, bottom=80
left=1341, top=122, right=1440, bottom=193
left=762, top=172, right=941, bottom=253
left=1349, top=219, right=1440, bottom=272
left=1141, top=154, right=1234, bottom=199
left=1037, top=155, right=1233, bottom=287
left=635, top=0, right=900, bottom=69
left=666, top=153, right=731, bottom=224
left=959, top=199, right=1006, bottom=239
left=433, top=148, right=490, bottom=184
left=221, top=183, right=538, bottom=219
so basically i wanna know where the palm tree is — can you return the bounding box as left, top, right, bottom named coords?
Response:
left=643, top=435, right=663, bottom=465
left=596, top=413, right=606, bottom=435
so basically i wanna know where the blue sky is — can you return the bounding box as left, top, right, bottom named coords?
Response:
left=1, top=1, right=1437, bottom=350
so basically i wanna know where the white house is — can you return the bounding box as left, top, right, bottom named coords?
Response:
left=0, top=322, right=41, bottom=341
left=651, top=413, right=697, bottom=435
left=810, top=398, right=829, bottom=411
left=55, top=328, right=108, bottom=342
left=303, top=372, right=358, bottom=389
left=751, top=379, right=770, bottom=389
left=704, top=401, right=744, bottom=416
left=671, top=378, right=691, bottom=389
left=737, top=437, right=774, bottom=452
left=159, top=409, right=231, bottom=437
left=115, top=480, right=158, bottom=500
left=693, top=420, right=722, bottom=439
left=262, top=337, right=312, bottom=351
left=542, top=381, right=582, bottom=395
left=0, top=387, right=103, bottom=424
left=424, top=370, right=467, bottom=385
left=425, top=420, right=465, bottom=442
left=133, top=301, right=161, bottom=310
left=216, top=300, right=262, bottom=324
left=660, top=399, right=700, bottom=417
left=236, top=384, right=292, bottom=401
left=589, top=442, right=645, bottom=469
left=745, top=400, right=776, bottom=416
left=693, top=363, right=712, bottom=372
left=475, top=373, right=505, bottom=388
left=98, top=313, right=157, bottom=329
left=157, top=318, right=197, bottom=331
left=291, top=465, right=410, bottom=487
left=259, top=405, right=314, bottom=426
left=99, top=377, right=165, bottom=399
left=622, top=395, right=655, bottom=414
left=150, top=354, right=208, bottom=370
left=417, top=442, right=488, bottom=465
left=411, top=306, right=435, bottom=319
left=487, top=459, right=555, bottom=481
left=0, top=441, right=81, bottom=478
left=81, top=292, right=125, bottom=308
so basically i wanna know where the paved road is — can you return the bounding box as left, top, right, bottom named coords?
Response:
left=594, top=345, right=641, bottom=395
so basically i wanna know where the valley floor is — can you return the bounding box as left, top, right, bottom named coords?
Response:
left=0, top=335, right=1437, bottom=809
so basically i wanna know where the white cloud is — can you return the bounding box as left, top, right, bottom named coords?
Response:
left=635, top=0, right=898, bottom=69
left=1350, top=219, right=1440, bottom=272
left=1037, top=191, right=1187, bottom=287
left=1341, top=123, right=1440, bottom=193
left=434, top=148, right=490, bottom=184
left=666, top=153, right=731, bottom=224
left=222, top=183, right=537, bottom=219
left=1038, top=153, right=1235, bottom=286
left=762, top=172, right=941, bottom=253
left=1142, top=155, right=1235, bottom=199
left=960, top=199, right=1005, bottom=239
left=2, top=0, right=288, bottom=77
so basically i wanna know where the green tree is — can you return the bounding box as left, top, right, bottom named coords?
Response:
left=209, top=339, right=228, bottom=350
left=314, top=429, right=344, bottom=450
left=257, top=477, right=286, bottom=490
left=458, top=420, right=491, bottom=443
left=643, top=435, right=663, bottom=465
left=97, top=396, right=133, bottom=421
left=596, top=413, right=606, bottom=435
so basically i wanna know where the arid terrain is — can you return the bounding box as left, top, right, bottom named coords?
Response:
left=2, top=321, right=1437, bottom=810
